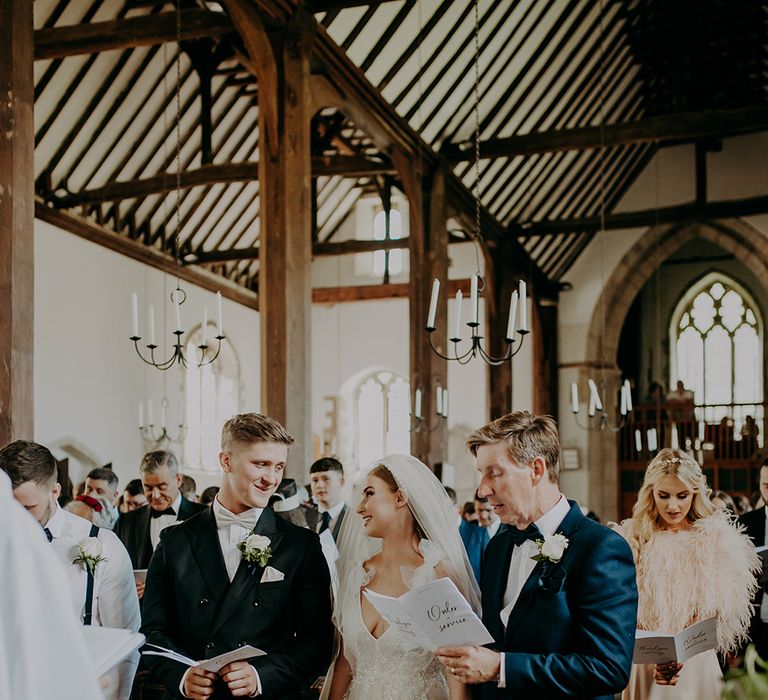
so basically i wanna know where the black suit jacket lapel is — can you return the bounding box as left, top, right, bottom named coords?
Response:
left=137, top=506, right=153, bottom=568
left=210, top=508, right=285, bottom=636
left=178, top=496, right=196, bottom=521
left=503, top=502, right=584, bottom=645
left=185, top=507, right=229, bottom=606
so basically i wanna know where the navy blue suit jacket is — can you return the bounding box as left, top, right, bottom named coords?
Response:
left=479, top=501, right=637, bottom=700
left=460, top=520, right=490, bottom=583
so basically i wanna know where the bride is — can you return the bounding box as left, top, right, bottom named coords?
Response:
left=323, top=455, right=479, bottom=700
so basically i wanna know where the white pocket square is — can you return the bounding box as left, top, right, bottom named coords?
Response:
left=260, top=565, right=285, bottom=583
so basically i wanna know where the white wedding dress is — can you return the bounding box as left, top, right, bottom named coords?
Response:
left=340, top=540, right=449, bottom=700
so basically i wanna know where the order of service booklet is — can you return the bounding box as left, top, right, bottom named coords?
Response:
left=362, top=576, right=494, bottom=651
left=633, top=617, right=718, bottom=664
left=142, top=643, right=266, bottom=672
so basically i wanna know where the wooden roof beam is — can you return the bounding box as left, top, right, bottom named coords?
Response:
left=312, top=154, right=396, bottom=177
left=517, top=193, right=768, bottom=235
left=56, top=163, right=259, bottom=206
left=445, top=106, right=768, bottom=162
left=186, top=237, right=412, bottom=264
left=34, top=9, right=234, bottom=60
left=306, top=1, right=402, bottom=11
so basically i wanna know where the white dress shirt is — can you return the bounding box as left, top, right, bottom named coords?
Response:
left=497, top=495, right=571, bottom=689
left=500, top=495, right=571, bottom=627
left=45, top=504, right=141, bottom=700
left=149, top=492, right=183, bottom=550
left=212, top=497, right=263, bottom=581
left=487, top=516, right=501, bottom=540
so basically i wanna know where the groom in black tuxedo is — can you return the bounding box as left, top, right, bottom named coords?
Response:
left=438, top=412, right=637, bottom=699
left=141, top=413, right=333, bottom=699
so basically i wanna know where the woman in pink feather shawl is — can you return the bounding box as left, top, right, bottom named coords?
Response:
left=615, top=448, right=759, bottom=700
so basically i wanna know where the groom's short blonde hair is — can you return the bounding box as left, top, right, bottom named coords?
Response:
left=467, top=411, right=561, bottom=482
left=221, top=413, right=294, bottom=451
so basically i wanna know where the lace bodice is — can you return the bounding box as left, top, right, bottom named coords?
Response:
left=341, top=540, right=449, bottom=700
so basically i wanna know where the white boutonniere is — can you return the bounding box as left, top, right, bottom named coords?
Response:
left=72, top=537, right=107, bottom=575
left=236, top=534, right=272, bottom=568
left=531, top=533, right=569, bottom=564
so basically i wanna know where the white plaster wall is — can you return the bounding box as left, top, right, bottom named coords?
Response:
left=34, top=220, right=260, bottom=491
left=556, top=134, right=768, bottom=513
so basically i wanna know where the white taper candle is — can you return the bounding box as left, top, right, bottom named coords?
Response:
left=506, top=290, right=519, bottom=341
left=414, top=389, right=422, bottom=419
left=570, top=382, right=579, bottom=414
left=452, top=291, right=463, bottom=340
left=426, top=279, right=440, bottom=329
left=216, top=291, right=224, bottom=337
left=470, top=274, right=479, bottom=324
left=131, top=292, right=139, bottom=338
left=518, top=280, right=528, bottom=332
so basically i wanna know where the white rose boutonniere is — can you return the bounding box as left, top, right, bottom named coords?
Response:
left=72, top=537, right=107, bottom=576
left=237, top=534, right=272, bottom=569
left=531, top=533, right=569, bottom=564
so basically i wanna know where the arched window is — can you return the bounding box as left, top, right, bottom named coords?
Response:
left=355, top=370, right=410, bottom=470
left=183, top=325, right=241, bottom=471
left=671, top=274, right=762, bottom=427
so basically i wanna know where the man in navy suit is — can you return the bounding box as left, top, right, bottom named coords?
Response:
left=438, top=411, right=637, bottom=699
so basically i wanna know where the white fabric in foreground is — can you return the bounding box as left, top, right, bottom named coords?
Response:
left=0, top=471, right=104, bottom=700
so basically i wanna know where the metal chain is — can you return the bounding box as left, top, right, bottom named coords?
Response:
left=473, top=0, right=482, bottom=243
left=174, top=0, right=182, bottom=286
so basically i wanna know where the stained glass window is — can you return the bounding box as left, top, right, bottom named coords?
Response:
left=672, top=275, right=762, bottom=410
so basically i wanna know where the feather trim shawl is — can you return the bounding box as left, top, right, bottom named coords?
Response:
left=615, top=511, right=760, bottom=653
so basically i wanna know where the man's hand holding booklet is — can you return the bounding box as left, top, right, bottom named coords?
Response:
left=363, top=577, right=493, bottom=650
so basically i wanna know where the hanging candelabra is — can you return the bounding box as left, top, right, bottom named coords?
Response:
left=128, top=0, right=225, bottom=371
left=130, top=289, right=226, bottom=370
left=411, top=385, right=448, bottom=432
left=570, top=378, right=633, bottom=432
left=425, top=274, right=529, bottom=366
left=138, top=397, right=187, bottom=446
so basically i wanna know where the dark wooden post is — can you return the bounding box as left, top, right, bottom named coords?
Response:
left=395, top=153, right=449, bottom=467
left=0, top=0, right=34, bottom=444
left=485, top=242, right=515, bottom=420
left=225, top=1, right=314, bottom=474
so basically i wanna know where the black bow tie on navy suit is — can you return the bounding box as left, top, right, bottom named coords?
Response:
left=506, top=523, right=542, bottom=545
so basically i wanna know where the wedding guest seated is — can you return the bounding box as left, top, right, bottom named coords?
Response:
left=180, top=473, right=198, bottom=503
left=0, top=440, right=141, bottom=700
left=84, top=467, right=120, bottom=508
left=120, top=478, right=147, bottom=514
left=200, top=484, right=220, bottom=505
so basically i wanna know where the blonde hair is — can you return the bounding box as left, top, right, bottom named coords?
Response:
left=221, top=413, right=294, bottom=451
left=466, top=411, right=560, bottom=482
left=623, top=448, right=716, bottom=554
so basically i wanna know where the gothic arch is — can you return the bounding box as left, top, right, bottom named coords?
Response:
left=583, top=220, right=768, bottom=519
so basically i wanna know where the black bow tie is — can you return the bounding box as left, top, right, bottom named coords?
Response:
left=44, top=527, right=54, bottom=543
left=150, top=507, right=176, bottom=519
left=506, top=523, right=541, bottom=546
